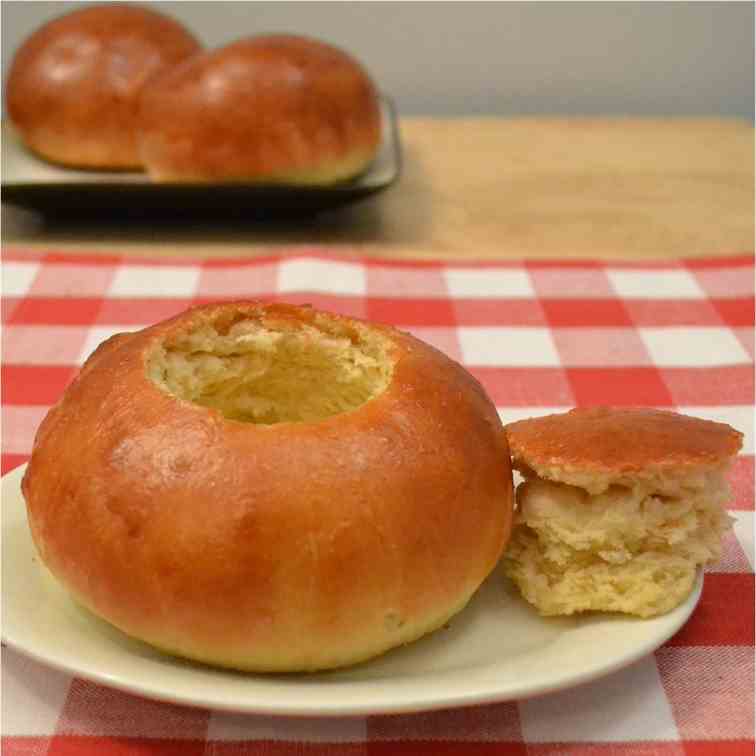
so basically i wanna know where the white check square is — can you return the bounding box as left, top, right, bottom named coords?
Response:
left=77, top=326, right=146, bottom=365
left=2, top=262, right=40, bottom=296
left=608, top=269, right=705, bottom=299
left=277, top=260, right=365, bottom=295
left=1, top=650, right=73, bottom=736
left=731, top=511, right=754, bottom=571
left=458, top=327, right=559, bottom=366
left=207, top=711, right=366, bottom=742
left=519, top=655, right=679, bottom=742
left=2, top=406, right=50, bottom=454
left=676, top=405, right=754, bottom=455
left=4, top=325, right=89, bottom=365
left=108, top=266, right=200, bottom=297
left=640, top=327, right=751, bottom=367
left=444, top=268, right=534, bottom=298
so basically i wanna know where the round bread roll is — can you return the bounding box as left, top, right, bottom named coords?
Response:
left=503, top=408, right=742, bottom=618
left=22, top=302, right=513, bottom=672
left=6, top=4, right=201, bottom=169
left=137, top=35, right=382, bottom=183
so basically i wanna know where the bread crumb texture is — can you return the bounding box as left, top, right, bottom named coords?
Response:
left=503, top=471, right=733, bottom=618
left=146, top=310, right=393, bottom=424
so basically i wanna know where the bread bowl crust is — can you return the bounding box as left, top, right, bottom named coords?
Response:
left=137, top=35, right=382, bottom=183
left=6, top=3, right=201, bottom=169
left=22, top=302, right=512, bottom=671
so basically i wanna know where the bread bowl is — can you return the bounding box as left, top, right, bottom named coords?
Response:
left=503, top=407, right=742, bottom=617
left=5, top=4, right=201, bottom=169
left=22, top=302, right=513, bottom=671
left=137, top=35, right=382, bottom=183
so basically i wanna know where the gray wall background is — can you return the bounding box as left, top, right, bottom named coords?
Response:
left=2, top=1, right=754, bottom=120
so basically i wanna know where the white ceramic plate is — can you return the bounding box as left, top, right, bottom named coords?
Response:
left=2, top=464, right=702, bottom=717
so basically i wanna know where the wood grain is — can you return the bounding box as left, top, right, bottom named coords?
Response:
left=3, top=117, right=753, bottom=260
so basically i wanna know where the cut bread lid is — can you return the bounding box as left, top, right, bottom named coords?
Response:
left=506, top=407, right=743, bottom=496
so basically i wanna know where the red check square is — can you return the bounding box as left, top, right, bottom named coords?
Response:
left=366, top=297, right=455, bottom=326
left=358, top=744, right=526, bottom=756
left=657, top=646, right=755, bottom=739
left=367, top=700, right=522, bottom=742
left=683, top=741, right=756, bottom=756
left=452, top=299, right=546, bottom=326
left=541, top=299, right=633, bottom=327
left=665, top=573, right=754, bottom=646
left=7, top=298, right=104, bottom=326
left=711, top=298, right=755, bottom=328
left=528, top=745, right=685, bottom=756
left=2, top=365, right=78, bottom=405
left=567, top=367, right=674, bottom=406
left=2, top=737, right=52, bottom=756
left=47, top=737, right=206, bottom=756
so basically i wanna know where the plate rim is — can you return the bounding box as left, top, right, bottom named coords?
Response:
left=1, top=463, right=703, bottom=717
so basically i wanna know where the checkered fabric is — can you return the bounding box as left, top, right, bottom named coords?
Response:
left=2, top=248, right=753, bottom=756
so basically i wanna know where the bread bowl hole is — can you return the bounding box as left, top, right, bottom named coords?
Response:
left=147, top=311, right=394, bottom=424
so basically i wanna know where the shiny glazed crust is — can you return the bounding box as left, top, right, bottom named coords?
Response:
left=137, top=35, right=382, bottom=183
left=506, top=407, right=743, bottom=494
left=22, top=302, right=513, bottom=672
left=6, top=4, right=201, bottom=169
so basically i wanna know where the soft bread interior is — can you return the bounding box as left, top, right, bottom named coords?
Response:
left=147, top=312, right=393, bottom=424
left=503, top=471, right=733, bottom=617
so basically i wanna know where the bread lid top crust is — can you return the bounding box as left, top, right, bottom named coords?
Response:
left=506, top=407, right=743, bottom=494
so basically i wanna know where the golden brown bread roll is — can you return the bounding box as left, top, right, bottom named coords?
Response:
left=137, top=35, right=382, bottom=183
left=6, top=4, right=201, bottom=169
left=503, top=407, right=742, bottom=618
left=22, top=302, right=513, bottom=671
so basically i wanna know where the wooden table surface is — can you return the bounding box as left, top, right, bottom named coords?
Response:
left=2, top=117, right=753, bottom=261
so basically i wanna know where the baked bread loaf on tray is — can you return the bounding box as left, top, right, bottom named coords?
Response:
left=22, top=302, right=513, bottom=672
left=138, top=35, right=382, bottom=184
left=6, top=4, right=201, bottom=169
left=503, top=407, right=741, bottom=618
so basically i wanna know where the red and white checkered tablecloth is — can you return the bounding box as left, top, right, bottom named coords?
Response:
left=2, top=247, right=754, bottom=755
